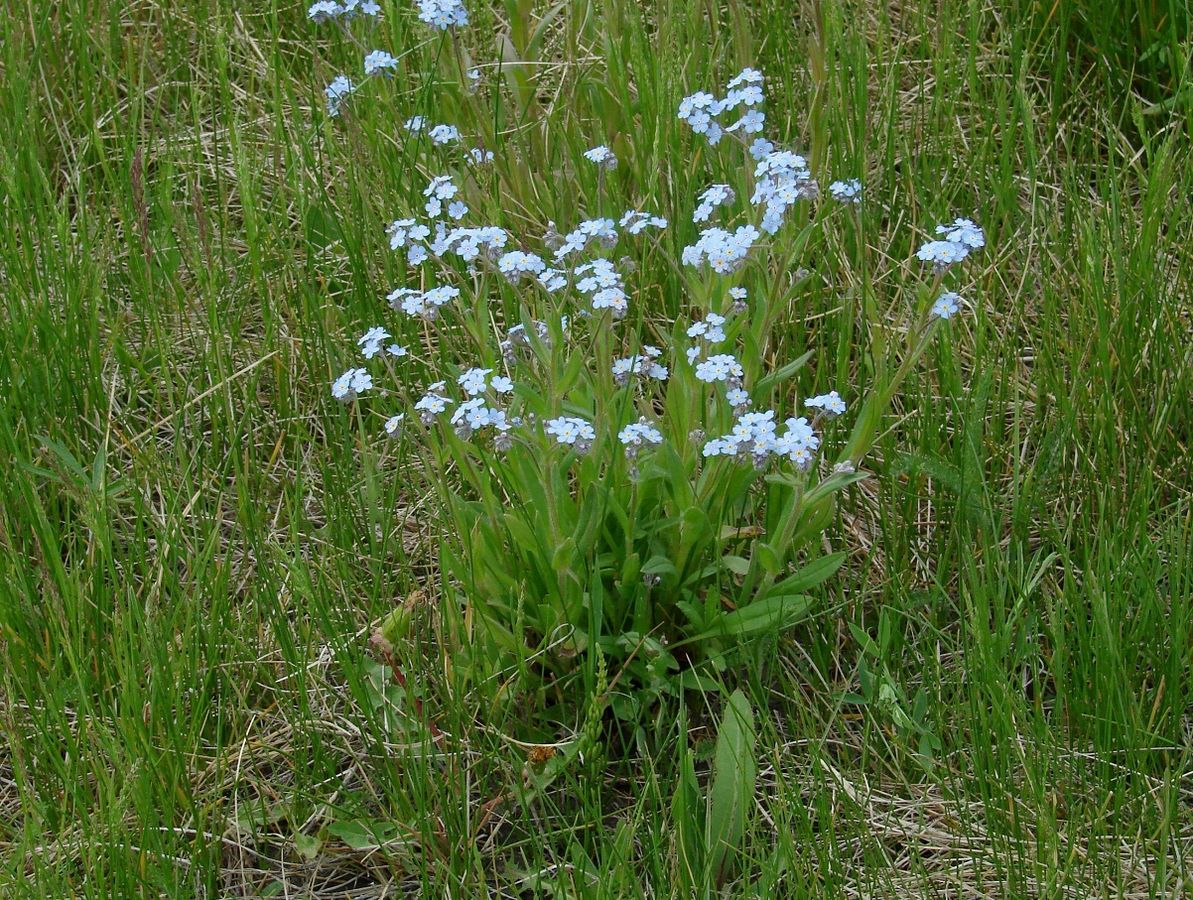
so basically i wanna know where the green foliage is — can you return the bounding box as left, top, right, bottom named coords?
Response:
left=0, top=0, right=1190, bottom=896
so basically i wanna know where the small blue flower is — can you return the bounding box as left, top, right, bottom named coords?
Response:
left=828, top=179, right=862, bottom=204
left=916, top=240, right=970, bottom=270
left=694, top=354, right=744, bottom=384
left=308, top=1, right=341, bottom=23
left=584, top=145, right=617, bottom=171
left=805, top=391, right=847, bottom=417
left=546, top=416, right=596, bottom=448
left=693, top=184, right=735, bottom=224
left=619, top=421, right=664, bottom=448
left=332, top=367, right=372, bottom=401
left=619, top=210, right=668, bottom=235
left=931, top=291, right=963, bottom=319
left=358, top=326, right=390, bottom=359
left=936, top=217, right=985, bottom=249
left=325, top=75, right=356, bottom=117
left=428, top=124, right=460, bottom=145
left=417, top=0, right=468, bottom=30
left=364, top=50, right=397, bottom=76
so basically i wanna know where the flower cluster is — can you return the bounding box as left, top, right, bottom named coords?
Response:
left=678, top=68, right=766, bottom=146
left=915, top=218, right=984, bottom=320
left=829, top=179, right=863, bottom=204
left=931, top=291, right=962, bottom=320
left=331, top=367, right=372, bottom=401
left=364, top=50, right=398, bottom=76
left=575, top=259, right=628, bottom=316
left=584, top=145, right=617, bottom=171
left=703, top=410, right=822, bottom=471
left=916, top=217, right=985, bottom=270
left=693, top=184, right=735, bottom=223
left=387, top=219, right=432, bottom=260
left=805, top=391, right=847, bottom=417
left=555, top=218, right=618, bottom=260
left=612, top=347, right=668, bottom=385
left=753, top=151, right=818, bottom=233
left=687, top=311, right=728, bottom=345
left=682, top=225, right=759, bottom=274
left=428, top=124, right=461, bottom=145
left=388, top=284, right=460, bottom=320
left=694, top=353, right=744, bottom=385
left=619, top=210, right=668, bottom=235
left=497, top=250, right=547, bottom=284
left=325, top=76, right=356, bottom=117
left=358, top=326, right=407, bottom=360
left=424, top=175, right=468, bottom=219
left=545, top=416, right=596, bottom=451
left=430, top=224, right=508, bottom=263
left=618, top=419, right=664, bottom=453
left=417, top=0, right=468, bottom=30
left=308, top=0, right=381, bottom=23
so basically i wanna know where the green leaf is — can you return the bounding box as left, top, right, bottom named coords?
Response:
left=704, top=594, right=814, bottom=640
left=552, top=536, right=577, bottom=572
left=755, top=542, right=781, bottom=574
left=721, top=554, right=750, bottom=576
left=706, top=690, right=756, bottom=885
left=800, top=470, right=869, bottom=508
left=504, top=513, right=539, bottom=555
left=754, top=350, right=814, bottom=393
left=671, top=734, right=704, bottom=889
left=675, top=669, right=723, bottom=693
left=763, top=552, right=846, bottom=599
left=327, top=820, right=397, bottom=851
left=526, top=0, right=570, bottom=57
left=292, top=830, right=322, bottom=861
left=680, top=505, right=712, bottom=545
left=641, top=555, right=678, bottom=578
left=848, top=621, right=881, bottom=658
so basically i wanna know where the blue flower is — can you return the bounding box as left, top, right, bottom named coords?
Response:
left=584, top=145, right=617, bottom=171
left=364, top=50, right=397, bottom=76
left=417, top=0, right=468, bottom=29
left=358, top=326, right=391, bottom=359
left=387, top=218, right=431, bottom=250
left=805, top=391, right=847, bottom=417
left=325, top=75, right=356, bottom=117
left=693, top=184, right=734, bottom=224
left=752, top=151, right=817, bottom=234
left=546, top=416, right=595, bottom=448
left=307, top=1, right=341, bottom=22
left=682, top=226, right=758, bottom=274
left=828, top=179, right=862, bottom=204
left=458, top=367, right=493, bottom=396
left=619, top=210, right=668, bottom=235
left=694, top=354, right=743, bottom=384
left=936, top=217, right=985, bottom=249
left=619, top=421, right=664, bottom=448
left=332, top=367, right=372, bottom=401
left=931, top=291, right=963, bottom=319
left=428, top=124, right=460, bottom=145
left=916, top=240, right=970, bottom=270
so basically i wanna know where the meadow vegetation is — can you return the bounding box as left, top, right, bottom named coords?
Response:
left=1, top=0, right=1190, bottom=896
